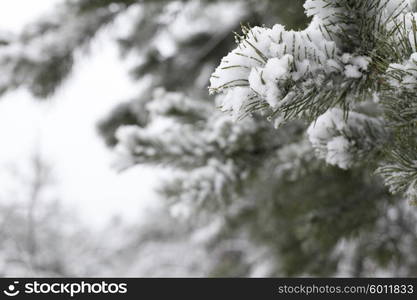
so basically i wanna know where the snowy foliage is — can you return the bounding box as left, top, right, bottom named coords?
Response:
left=210, top=0, right=417, bottom=202
left=210, top=0, right=416, bottom=121
left=307, top=108, right=385, bottom=169
left=0, top=1, right=131, bottom=97
left=153, top=1, right=247, bottom=59
left=387, top=52, right=417, bottom=90
left=4, top=0, right=417, bottom=277
left=115, top=88, right=289, bottom=217
left=105, top=0, right=417, bottom=275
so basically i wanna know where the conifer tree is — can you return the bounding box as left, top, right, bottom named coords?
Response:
left=1, top=0, right=417, bottom=276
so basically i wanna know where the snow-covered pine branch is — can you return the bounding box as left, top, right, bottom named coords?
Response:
left=210, top=0, right=417, bottom=202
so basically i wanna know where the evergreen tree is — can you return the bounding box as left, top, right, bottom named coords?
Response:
left=2, top=0, right=417, bottom=276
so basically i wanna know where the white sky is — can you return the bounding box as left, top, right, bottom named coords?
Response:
left=0, top=0, right=160, bottom=227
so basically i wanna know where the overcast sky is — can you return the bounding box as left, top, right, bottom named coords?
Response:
left=0, top=1, right=159, bottom=227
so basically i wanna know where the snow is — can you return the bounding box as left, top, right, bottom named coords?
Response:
left=307, top=108, right=384, bottom=170
left=209, top=7, right=378, bottom=122
left=217, top=87, right=250, bottom=120
left=306, top=108, right=355, bottom=169
left=207, top=0, right=417, bottom=207
left=305, top=0, right=414, bottom=40
left=208, top=0, right=417, bottom=127
left=209, top=21, right=338, bottom=117
left=343, top=55, right=370, bottom=78
left=248, top=55, right=293, bottom=108
left=387, top=52, right=417, bottom=89
left=153, top=1, right=247, bottom=59
left=167, top=158, right=239, bottom=219
left=344, top=65, right=363, bottom=78
left=326, top=136, right=353, bottom=170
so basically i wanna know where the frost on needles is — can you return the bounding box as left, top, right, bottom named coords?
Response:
left=209, top=0, right=417, bottom=203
